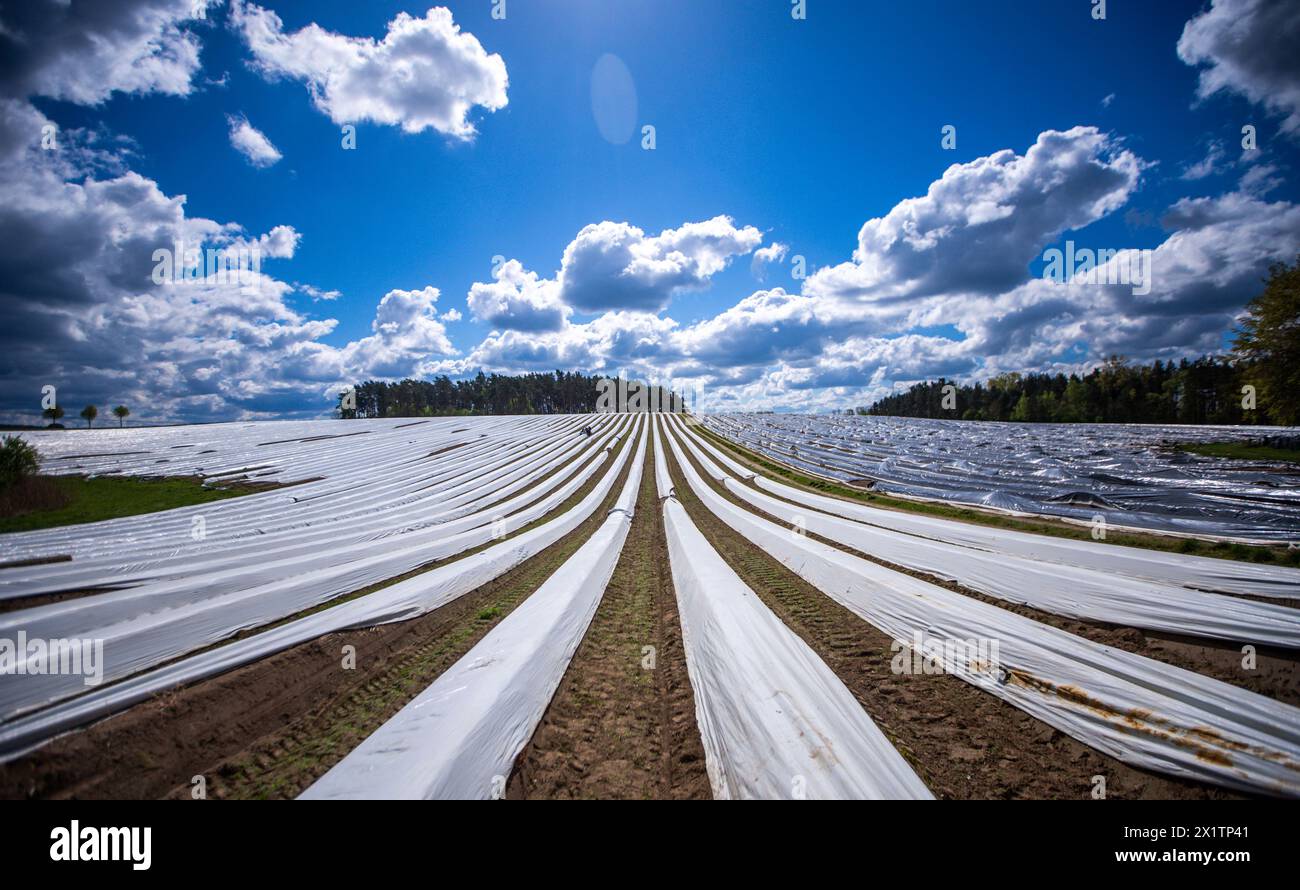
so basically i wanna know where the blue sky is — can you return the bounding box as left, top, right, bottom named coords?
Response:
left=2, top=0, right=1299, bottom=421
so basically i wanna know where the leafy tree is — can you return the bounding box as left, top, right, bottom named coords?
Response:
left=0, top=436, right=40, bottom=488
left=41, top=405, right=65, bottom=427
left=80, top=405, right=98, bottom=428
left=1234, top=257, right=1300, bottom=425
left=1061, top=378, right=1089, bottom=422
left=112, top=405, right=130, bottom=427
left=1010, top=393, right=1032, bottom=422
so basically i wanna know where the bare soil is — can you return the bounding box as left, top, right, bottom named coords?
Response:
left=508, top=435, right=710, bottom=799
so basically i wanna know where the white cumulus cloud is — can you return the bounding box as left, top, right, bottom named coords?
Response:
left=227, top=114, right=282, bottom=167
left=557, top=215, right=763, bottom=313
left=751, top=241, right=788, bottom=280
left=468, top=259, right=568, bottom=332
left=1178, top=0, right=1300, bottom=136
left=807, top=127, right=1142, bottom=304
left=0, top=0, right=216, bottom=105
left=442, top=127, right=1297, bottom=413
left=232, top=2, right=508, bottom=139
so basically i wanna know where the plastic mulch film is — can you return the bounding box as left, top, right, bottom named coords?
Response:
left=663, top=418, right=1300, bottom=797
left=0, top=417, right=638, bottom=760
left=302, top=416, right=648, bottom=799
left=655, top=417, right=933, bottom=800
left=0, top=415, right=599, bottom=591
left=695, top=418, right=1300, bottom=599
left=0, top=417, right=633, bottom=719
left=704, top=413, right=1300, bottom=543
left=671, top=417, right=1300, bottom=647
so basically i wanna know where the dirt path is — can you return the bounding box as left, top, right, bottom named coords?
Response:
left=0, top=433, right=635, bottom=800
left=662, top=423, right=1245, bottom=799
left=508, top=434, right=710, bottom=799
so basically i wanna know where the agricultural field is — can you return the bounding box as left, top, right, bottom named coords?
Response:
left=706, top=414, right=1300, bottom=542
left=0, top=413, right=1297, bottom=800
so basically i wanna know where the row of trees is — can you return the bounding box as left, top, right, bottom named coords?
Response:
left=342, top=371, right=609, bottom=418
left=862, top=258, right=1300, bottom=426
left=42, top=405, right=130, bottom=428
left=859, top=356, right=1270, bottom=424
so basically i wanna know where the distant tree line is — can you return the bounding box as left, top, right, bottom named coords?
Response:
left=858, top=356, right=1271, bottom=424
left=861, top=257, right=1300, bottom=426
left=341, top=371, right=685, bottom=418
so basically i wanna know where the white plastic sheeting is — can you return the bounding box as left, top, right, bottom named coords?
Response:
left=0, top=416, right=640, bottom=763
left=707, top=413, right=1300, bottom=542
left=3, top=417, right=539, bottom=559
left=694, top=420, right=1300, bottom=599
left=2, top=418, right=616, bottom=626
left=669, top=417, right=1300, bottom=647
left=655, top=418, right=932, bottom=800
left=1, top=414, right=597, bottom=592
left=302, top=416, right=648, bottom=799
left=0, top=417, right=632, bottom=720
left=662, top=419, right=1300, bottom=797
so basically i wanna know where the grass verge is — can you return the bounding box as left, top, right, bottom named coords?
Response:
left=1174, top=442, right=1300, bottom=464
left=0, top=475, right=259, bottom=534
